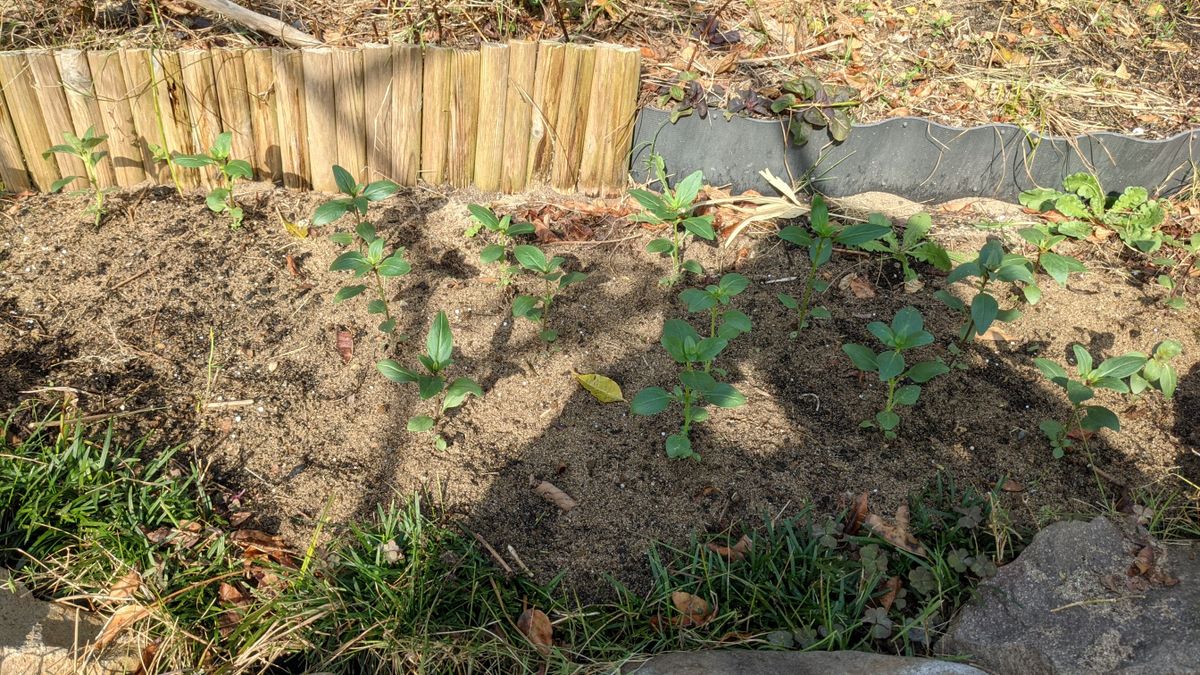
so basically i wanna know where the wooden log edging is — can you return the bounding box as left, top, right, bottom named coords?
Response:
left=0, top=43, right=640, bottom=196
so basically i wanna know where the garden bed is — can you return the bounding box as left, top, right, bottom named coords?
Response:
left=1, top=184, right=1197, bottom=595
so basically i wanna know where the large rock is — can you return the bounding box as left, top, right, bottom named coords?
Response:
left=940, top=516, right=1200, bottom=674
left=625, top=650, right=986, bottom=674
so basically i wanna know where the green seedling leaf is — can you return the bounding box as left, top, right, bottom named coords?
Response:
left=417, top=375, right=445, bottom=400
left=362, top=179, right=399, bottom=202
left=426, top=311, right=453, bottom=369
left=333, top=285, right=367, bottom=302
left=407, top=415, right=435, bottom=432
left=631, top=387, right=671, bottom=415
left=480, top=244, right=505, bottom=263
left=843, top=343, right=878, bottom=372
left=443, top=377, right=483, bottom=410
left=313, top=199, right=352, bottom=225
left=877, top=351, right=906, bottom=381
left=646, top=238, right=675, bottom=254
left=377, top=359, right=419, bottom=383
left=665, top=433, right=695, bottom=459
left=332, top=165, right=357, bottom=195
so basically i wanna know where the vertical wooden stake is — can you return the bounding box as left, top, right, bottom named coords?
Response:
left=420, top=46, right=451, bottom=186
left=391, top=44, right=422, bottom=186
left=119, top=48, right=168, bottom=182
left=472, top=43, right=508, bottom=192
left=26, top=50, right=86, bottom=181
left=362, top=44, right=392, bottom=182
left=178, top=49, right=224, bottom=187
left=500, top=40, right=537, bottom=193
left=87, top=50, right=148, bottom=187
left=333, top=48, right=367, bottom=183
left=301, top=48, right=337, bottom=192
left=525, top=41, right=565, bottom=187
left=242, top=48, right=281, bottom=182
left=0, top=91, right=30, bottom=192
left=272, top=49, right=308, bottom=189
left=150, top=49, right=200, bottom=191
left=55, top=50, right=118, bottom=188
left=211, top=47, right=256, bottom=173
left=550, top=43, right=595, bottom=192
left=0, top=52, right=61, bottom=191
left=447, top=50, right=480, bottom=189
left=578, top=45, right=640, bottom=196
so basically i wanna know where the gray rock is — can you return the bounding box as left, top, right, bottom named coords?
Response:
left=624, top=650, right=986, bottom=674
left=939, top=516, right=1200, bottom=674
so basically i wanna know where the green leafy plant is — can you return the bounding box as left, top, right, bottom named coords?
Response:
left=631, top=157, right=716, bottom=287
left=1154, top=233, right=1198, bottom=310
left=465, top=204, right=534, bottom=287
left=1016, top=225, right=1087, bottom=286
left=630, top=319, right=746, bottom=460
left=935, top=239, right=1037, bottom=361
left=769, top=76, right=859, bottom=145
left=860, top=212, right=952, bottom=284
left=680, top=273, right=752, bottom=346
left=656, top=70, right=704, bottom=123
left=42, top=126, right=110, bottom=226
left=1129, top=340, right=1182, bottom=400
left=842, top=307, right=949, bottom=439
left=511, top=245, right=588, bottom=343
left=377, top=311, right=482, bottom=450
left=318, top=166, right=408, bottom=339
left=1019, top=173, right=1167, bottom=252
left=1034, top=345, right=1148, bottom=458
left=776, top=195, right=890, bottom=335
left=172, top=131, right=253, bottom=228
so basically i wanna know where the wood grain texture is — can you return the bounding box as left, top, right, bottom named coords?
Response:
left=272, top=48, right=308, bottom=189
left=178, top=49, right=224, bottom=187
left=578, top=45, right=640, bottom=196
left=243, top=48, right=281, bottom=182
left=419, top=46, right=451, bottom=185
left=119, top=48, right=168, bottom=182
left=300, top=48, right=337, bottom=192
left=500, top=40, right=537, bottom=193
left=26, top=51, right=86, bottom=180
left=54, top=50, right=118, bottom=188
left=0, top=90, right=30, bottom=191
left=550, top=43, right=595, bottom=192
left=525, top=41, right=565, bottom=187
left=88, top=50, right=150, bottom=187
left=149, top=49, right=200, bottom=190
left=472, top=43, right=508, bottom=192
left=362, top=44, right=392, bottom=182
left=0, top=52, right=61, bottom=190
left=447, top=50, right=481, bottom=189
left=211, top=48, right=255, bottom=171
left=333, top=48, right=366, bottom=183
left=391, top=44, right=422, bottom=186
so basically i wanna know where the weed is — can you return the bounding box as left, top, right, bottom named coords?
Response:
left=377, top=311, right=483, bottom=450
left=843, top=307, right=949, bottom=438
left=1019, top=173, right=1167, bottom=253
left=1154, top=232, right=1199, bottom=310
left=42, top=126, right=110, bottom=226
left=1130, top=339, right=1182, bottom=399
left=630, top=319, right=746, bottom=460
left=511, top=244, right=588, bottom=343
left=631, top=156, right=715, bottom=286
left=465, top=203, right=535, bottom=287
left=769, top=76, right=859, bottom=144
left=171, top=131, right=253, bottom=228
left=861, top=212, right=952, bottom=284
left=776, top=195, right=889, bottom=335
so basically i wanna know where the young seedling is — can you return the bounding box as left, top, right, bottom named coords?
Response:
left=775, top=195, right=890, bottom=335
left=465, top=204, right=534, bottom=287
left=1019, top=172, right=1167, bottom=252
left=511, top=245, right=588, bottom=343
left=630, top=156, right=716, bottom=287
left=1129, top=340, right=1182, bottom=400
left=1154, top=233, right=1198, bottom=310
left=630, top=319, right=746, bottom=460
left=860, top=212, right=952, bottom=285
left=377, top=311, right=483, bottom=450
left=1034, top=345, right=1149, bottom=458
left=172, top=131, right=253, bottom=228
left=1016, top=226, right=1087, bottom=286
left=842, top=307, right=949, bottom=439
left=680, top=272, right=752, bottom=344
left=314, top=165, right=400, bottom=228
left=42, top=127, right=110, bottom=226
left=935, top=239, right=1036, bottom=366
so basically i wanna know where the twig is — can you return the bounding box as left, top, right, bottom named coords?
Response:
left=506, top=545, right=534, bottom=577
left=204, top=399, right=255, bottom=409
left=466, top=529, right=513, bottom=576
left=183, top=0, right=323, bottom=47
left=107, top=267, right=150, bottom=291
left=1051, top=595, right=1142, bottom=612
left=26, top=406, right=166, bottom=430
left=543, top=233, right=642, bottom=246
left=737, top=40, right=845, bottom=65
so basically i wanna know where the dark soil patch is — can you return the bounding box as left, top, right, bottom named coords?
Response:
left=1, top=185, right=1197, bottom=597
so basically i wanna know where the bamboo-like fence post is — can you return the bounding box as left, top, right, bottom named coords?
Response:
left=178, top=49, right=223, bottom=187
left=87, top=50, right=148, bottom=187
left=301, top=48, right=337, bottom=192
left=447, top=50, right=480, bottom=189
left=550, top=43, right=595, bottom=192
left=500, top=40, right=537, bottom=193
left=211, top=48, right=255, bottom=170
left=242, top=48, right=281, bottom=182
left=472, top=43, right=508, bottom=192
left=0, top=52, right=61, bottom=191
left=119, top=48, right=168, bottom=182
left=333, top=48, right=367, bottom=183
left=26, top=50, right=86, bottom=181
left=420, top=46, right=451, bottom=185
left=578, top=45, right=640, bottom=196
left=362, top=44, right=392, bottom=182
left=54, top=50, right=118, bottom=188
left=149, top=49, right=200, bottom=191
left=391, top=44, right=422, bottom=186
left=272, top=48, right=308, bottom=189
left=525, top=41, right=565, bottom=186
left=0, top=91, right=30, bottom=191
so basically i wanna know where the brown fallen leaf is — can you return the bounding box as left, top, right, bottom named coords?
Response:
left=109, top=570, right=142, bottom=600
left=706, top=534, right=753, bottom=561
left=517, top=608, right=554, bottom=655
left=978, top=326, right=1014, bottom=341
left=839, top=273, right=876, bottom=299
left=285, top=254, right=301, bottom=278
left=878, top=576, right=902, bottom=611
left=218, top=582, right=251, bottom=605
left=336, top=329, right=353, bottom=364
left=95, top=604, right=150, bottom=650
left=1001, top=478, right=1025, bottom=492
left=864, top=504, right=928, bottom=557
left=144, top=520, right=203, bottom=548
left=1128, top=545, right=1154, bottom=577
left=531, top=480, right=577, bottom=512
left=846, top=492, right=869, bottom=536
left=671, top=591, right=716, bottom=628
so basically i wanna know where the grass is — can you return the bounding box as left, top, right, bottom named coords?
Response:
left=2, top=409, right=1194, bottom=673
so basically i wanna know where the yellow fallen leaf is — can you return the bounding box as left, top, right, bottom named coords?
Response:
left=95, top=604, right=150, bottom=649
left=575, top=373, right=624, bottom=403
left=276, top=207, right=308, bottom=239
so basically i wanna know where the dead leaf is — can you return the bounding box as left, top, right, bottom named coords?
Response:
left=705, top=534, right=753, bottom=561
left=531, top=480, right=577, bottom=512
left=336, top=329, right=353, bottom=364
left=218, top=582, right=250, bottom=605
left=285, top=254, right=301, bottom=278
left=991, top=45, right=1031, bottom=66
left=887, top=107, right=912, bottom=117
left=144, top=520, right=203, bottom=548
left=879, top=576, right=902, bottom=611
left=670, top=591, right=716, bottom=627
left=1001, top=478, right=1025, bottom=492
left=864, top=504, right=928, bottom=557
left=95, top=604, right=150, bottom=649
left=1129, top=545, right=1154, bottom=577
left=231, top=529, right=295, bottom=566
left=517, top=608, right=554, bottom=655
left=229, top=511, right=252, bottom=527
left=846, top=492, right=869, bottom=536
left=839, top=273, right=876, bottom=299
left=575, top=373, right=624, bottom=403
left=978, top=326, right=1014, bottom=341
left=109, top=570, right=142, bottom=600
